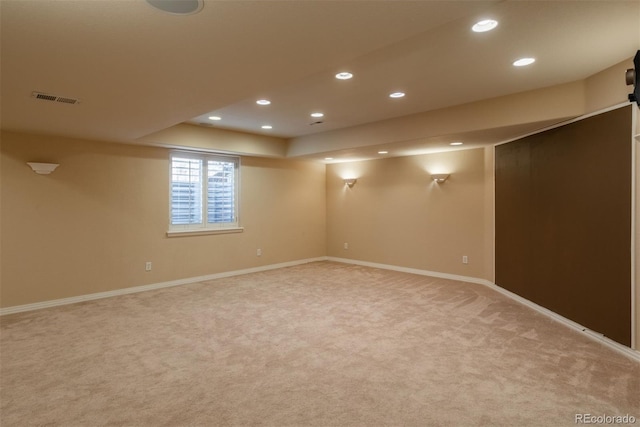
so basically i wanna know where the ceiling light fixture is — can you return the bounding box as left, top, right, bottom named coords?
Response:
left=389, top=92, right=405, bottom=98
left=310, top=112, right=324, bottom=118
left=472, top=19, right=498, bottom=33
left=378, top=151, right=389, bottom=154
left=450, top=142, right=463, bottom=146
left=208, top=116, right=221, bottom=121
left=513, top=57, right=536, bottom=67
left=261, top=125, right=273, bottom=129
left=146, top=0, right=204, bottom=15
left=324, top=157, right=333, bottom=160
left=335, top=72, right=353, bottom=80
left=256, top=99, right=271, bottom=105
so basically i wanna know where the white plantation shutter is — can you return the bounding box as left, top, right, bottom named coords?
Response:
left=171, top=157, right=202, bottom=225
left=207, top=160, right=236, bottom=224
left=170, top=152, right=239, bottom=231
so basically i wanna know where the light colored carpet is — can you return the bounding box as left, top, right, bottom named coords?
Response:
left=1, top=261, right=638, bottom=426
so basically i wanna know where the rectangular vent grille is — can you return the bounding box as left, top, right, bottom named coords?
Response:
left=32, top=91, right=80, bottom=105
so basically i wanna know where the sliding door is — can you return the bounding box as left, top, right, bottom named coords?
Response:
left=495, top=106, right=632, bottom=346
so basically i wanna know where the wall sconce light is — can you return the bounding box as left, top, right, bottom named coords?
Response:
left=344, top=178, right=357, bottom=188
left=431, top=173, right=449, bottom=184
left=27, top=162, right=60, bottom=175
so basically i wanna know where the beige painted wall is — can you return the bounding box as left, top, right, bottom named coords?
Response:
left=0, top=131, right=326, bottom=307
left=326, top=148, right=490, bottom=280
left=585, top=57, right=635, bottom=113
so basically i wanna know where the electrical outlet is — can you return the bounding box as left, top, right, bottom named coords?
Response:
left=257, top=248, right=262, bottom=256
left=344, top=242, right=349, bottom=250
left=462, top=256, right=468, bottom=264
left=145, top=261, right=152, bottom=271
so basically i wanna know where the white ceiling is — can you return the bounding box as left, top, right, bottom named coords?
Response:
left=1, top=0, right=639, bottom=158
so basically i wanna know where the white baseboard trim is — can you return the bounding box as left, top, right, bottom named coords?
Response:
left=326, top=257, right=490, bottom=286
left=0, top=257, right=328, bottom=317
left=328, top=257, right=640, bottom=362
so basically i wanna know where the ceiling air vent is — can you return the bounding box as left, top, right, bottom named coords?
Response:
left=31, top=91, right=80, bottom=105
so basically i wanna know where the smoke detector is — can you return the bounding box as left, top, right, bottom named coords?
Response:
left=146, top=0, right=203, bottom=15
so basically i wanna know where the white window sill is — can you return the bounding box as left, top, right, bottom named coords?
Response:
left=166, top=227, right=244, bottom=238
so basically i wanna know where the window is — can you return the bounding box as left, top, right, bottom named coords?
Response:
left=169, top=152, right=241, bottom=235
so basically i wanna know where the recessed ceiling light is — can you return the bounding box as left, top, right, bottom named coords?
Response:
left=378, top=151, right=389, bottom=154
left=472, top=19, right=498, bottom=33
left=261, top=125, right=273, bottom=129
left=208, top=116, right=221, bottom=121
left=335, top=72, right=353, bottom=80
left=310, top=112, right=324, bottom=118
left=389, top=92, right=405, bottom=98
left=256, top=99, right=271, bottom=105
left=325, top=157, right=333, bottom=160
left=450, top=142, right=463, bottom=146
left=513, top=57, right=536, bottom=67
left=146, top=0, right=203, bottom=15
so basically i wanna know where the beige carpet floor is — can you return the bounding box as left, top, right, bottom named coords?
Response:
left=1, top=261, right=638, bottom=426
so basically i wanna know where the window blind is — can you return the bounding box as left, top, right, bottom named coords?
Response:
left=171, top=157, right=202, bottom=225
left=206, top=160, right=235, bottom=224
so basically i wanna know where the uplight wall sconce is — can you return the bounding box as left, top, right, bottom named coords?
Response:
left=27, top=162, right=60, bottom=175
left=431, top=173, right=450, bottom=184
left=344, top=178, right=357, bottom=188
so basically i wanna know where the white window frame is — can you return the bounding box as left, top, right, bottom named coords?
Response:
left=167, top=151, right=243, bottom=237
